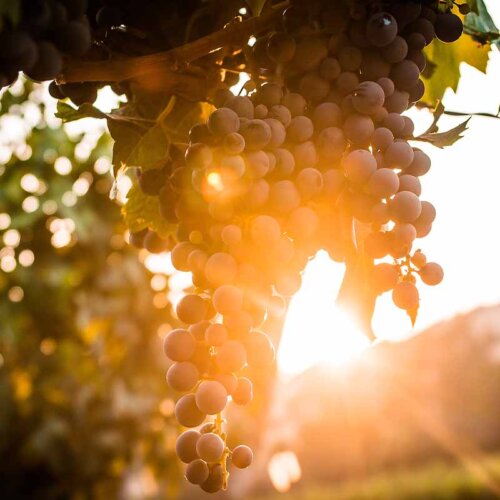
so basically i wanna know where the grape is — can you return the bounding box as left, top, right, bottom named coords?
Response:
left=296, top=168, right=323, bottom=200
left=254, top=103, right=268, bottom=119
left=287, top=116, right=314, bottom=143
left=405, top=149, right=431, bottom=176
left=292, top=141, right=318, bottom=169
left=414, top=200, right=436, bottom=226
left=377, top=77, right=395, bottom=97
left=221, top=225, right=242, bottom=246
left=167, top=362, right=199, bottom=392
left=406, top=18, right=435, bottom=45
left=343, top=114, right=375, bottom=144
left=336, top=71, right=360, bottom=95
left=240, top=119, right=272, bottom=150
left=407, top=50, right=426, bottom=73
left=232, top=377, right=253, bottom=405
left=390, top=60, right=420, bottom=91
left=177, top=294, right=209, bottom=325
left=268, top=105, right=292, bottom=127
left=55, top=21, right=91, bottom=57
left=313, top=102, right=342, bottom=131
left=175, top=394, right=206, bottom=428
left=205, top=252, right=238, bottom=287
left=349, top=20, right=370, bottom=48
left=25, top=42, right=63, bottom=81
left=323, top=169, right=345, bottom=200
left=367, top=168, right=400, bottom=199
left=370, top=201, right=391, bottom=225
left=319, top=57, right=342, bottom=81
left=164, top=329, right=196, bottom=362
left=392, top=223, right=417, bottom=248
left=231, top=445, right=253, bottom=469
left=364, top=231, right=390, bottom=259
left=223, top=310, right=253, bottom=336
left=195, top=381, right=228, bottom=415
left=243, top=150, right=269, bottom=179
left=384, top=141, right=414, bottom=169
left=392, top=281, right=419, bottom=310
left=224, top=96, right=254, bottom=119
left=255, top=82, right=283, bottom=108
left=408, top=79, right=425, bottom=103
left=212, top=285, right=243, bottom=315
left=176, top=430, right=201, bottom=463
left=0, top=30, right=38, bottom=72
left=204, top=323, right=227, bottom=346
left=250, top=35, right=276, bottom=70
left=291, top=36, right=328, bottom=72
left=342, top=150, right=377, bottom=184
left=144, top=231, right=170, bottom=254
left=216, top=340, right=247, bottom=373
left=371, top=127, right=394, bottom=151
left=221, top=133, right=245, bottom=155
left=245, top=331, right=275, bottom=368
left=281, top=92, right=307, bottom=117
left=390, top=2, right=421, bottom=29
left=360, top=50, right=391, bottom=81
left=273, top=148, right=296, bottom=178
left=196, top=433, right=225, bottom=463
left=171, top=242, right=196, bottom=271
left=269, top=180, right=301, bottom=214
left=419, top=262, right=444, bottom=285
left=385, top=90, right=409, bottom=114
left=406, top=32, right=427, bottom=51
left=383, top=36, right=409, bottom=64
left=398, top=174, right=421, bottom=196
left=352, top=81, right=385, bottom=115
left=338, top=45, right=362, bottom=72
left=435, top=13, right=463, bottom=43
left=316, top=127, right=347, bottom=162
left=267, top=32, right=296, bottom=63
left=208, top=108, right=240, bottom=137
left=390, top=191, right=422, bottom=223
left=189, top=320, right=211, bottom=342
left=186, top=459, right=210, bottom=485
left=372, top=263, right=399, bottom=293
left=264, top=118, right=286, bottom=148
left=401, top=117, right=415, bottom=138
left=411, top=250, right=427, bottom=269
left=251, top=215, right=281, bottom=245
left=244, top=179, right=270, bottom=209
left=58, top=82, right=99, bottom=106
left=200, top=464, right=224, bottom=493
left=383, top=113, right=405, bottom=136
left=366, top=12, right=398, bottom=47
left=185, top=143, right=213, bottom=170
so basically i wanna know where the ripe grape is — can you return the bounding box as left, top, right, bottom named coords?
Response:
left=371, top=127, right=394, bottom=151
left=195, top=381, right=228, bottom=415
left=267, top=32, right=296, bottom=63
left=435, top=13, right=463, bottom=43
left=264, top=118, right=286, bottom=148
left=392, top=281, right=419, bottom=310
left=296, top=168, right=324, bottom=199
left=372, top=263, right=399, bottom=293
left=287, top=116, right=314, bottom=143
left=291, top=36, right=328, bottom=72
left=366, top=12, right=398, bottom=47
left=398, top=174, right=422, bottom=196
left=225, top=95, right=255, bottom=119
left=382, top=36, right=408, bottom=63
left=384, top=90, right=409, bottom=114
left=245, top=331, right=275, bottom=368
left=352, top=81, right=385, bottom=115
left=205, top=252, right=238, bottom=286
left=338, top=45, right=362, bottom=71
left=208, top=108, right=240, bottom=137
left=343, top=114, right=375, bottom=144
left=185, top=143, right=213, bottom=170
left=212, top=285, right=243, bottom=315
left=281, top=92, right=306, bottom=117
left=317, top=127, right=347, bottom=162
left=186, top=459, right=210, bottom=485
left=196, top=433, right=225, bottom=462
left=223, top=133, right=246, bottom=155
left=342, top=150, right=377, bottom=184
left=205, top=323, right=228, bottom=347
left=240, top=119, right=272, bottom=150
left=320, top=57, right=342, bottom=81
left=390, top=60, right=420, bottom=91
left=175, top=394, right=206, bottom=428
left=255, top=82, right=283, bottom=108
left=167, top=362, right=199, bottom=392
left=384, top=141, right=415, bottom=169
left=164, top=329, right=196, bottom=362
left=411, top=250, right=427, bottom=269
left=268, top=105, right=292, bottom=127
left=232, top=377, right=254, bottom=405
left=176, top=430, right=201, bottom=463
left=231, top=445, right=253, bottom=469
left=367, top=168, right=400, bottom=199
left=313, top=102, right=342, bottom=130
left=364, top=231, right=390, bottom=259
left=200, top=464, right=224, bottom=493
left=390, top=191, right=422, bottom=223
left=419, top=262, right=444, bottom=285
left=287, top=206, right=319, bottom=239
left=299, top=72, right=330, bottom=103
left=269, top=180, right=301, bottom=214
left=176, top=294, right=209, bottom=324
left=216, top=340, right=247, bottom=373
left=406, top=149, right=431, bottom=176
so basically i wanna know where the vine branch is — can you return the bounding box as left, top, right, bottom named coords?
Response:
left=59, top=5, right=287, bottom=84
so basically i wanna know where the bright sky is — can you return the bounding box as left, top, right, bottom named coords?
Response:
left=279, top=3, right=500, bottom=375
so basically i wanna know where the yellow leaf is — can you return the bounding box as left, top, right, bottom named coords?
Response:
left=422, top=32, right=490, bottom=105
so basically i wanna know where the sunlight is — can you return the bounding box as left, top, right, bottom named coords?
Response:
left=278, top=251, right=371, bottom=376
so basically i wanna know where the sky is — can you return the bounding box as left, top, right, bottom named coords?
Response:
left=279, top=2, right=500, bottom=375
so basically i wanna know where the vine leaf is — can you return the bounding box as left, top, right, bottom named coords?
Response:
left=415, top=102, right=470, bottom=148
left=465, top=0, right=500, bottom=46
left=121, top=184, right=172, bottom=237
left=55, top=101, right=106, bottom=122
left=245, top=0, right=268, bottom=16
left=422, top=26, right=490, bottom=105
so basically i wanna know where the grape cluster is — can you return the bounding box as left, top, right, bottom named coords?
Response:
left=0, top=0, right=92, bottom=87
left=128, top=0, right=463, bottom=491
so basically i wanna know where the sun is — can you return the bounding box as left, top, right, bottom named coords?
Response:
left=278, top=251, right=372, bottom=376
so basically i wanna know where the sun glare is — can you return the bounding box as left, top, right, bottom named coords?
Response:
left=278, top=251, right=371, bottom=376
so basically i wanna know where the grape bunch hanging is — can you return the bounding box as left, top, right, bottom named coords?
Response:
left=126, top=0, right=465, bottom=493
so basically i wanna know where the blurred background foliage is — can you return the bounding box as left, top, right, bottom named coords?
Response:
left=0, top=80, right=183, bottom=499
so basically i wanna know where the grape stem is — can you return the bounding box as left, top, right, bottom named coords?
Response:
left=59, top=3, right=288, bottom=84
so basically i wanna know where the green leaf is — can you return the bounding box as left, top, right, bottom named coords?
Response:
left=0, top=0, right=21, bottom=27
left=121, top=184, right=172, bottom=237
left=464, top=0, right=500, bottom=46
left=55, top=101, right=106, bottom=122
left=245, top=0, right=268, bottom=16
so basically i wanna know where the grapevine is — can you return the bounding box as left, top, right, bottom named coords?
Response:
left=0, top=0, right=496, bottom=495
